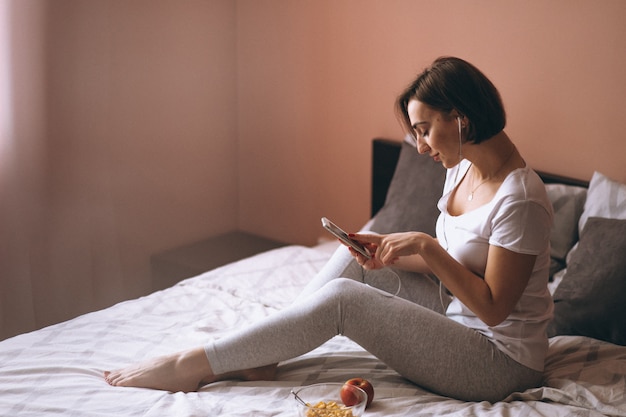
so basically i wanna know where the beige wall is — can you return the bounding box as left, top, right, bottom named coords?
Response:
left=2, top=0, right=625, bottom=339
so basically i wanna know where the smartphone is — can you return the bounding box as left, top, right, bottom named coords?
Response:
left=321, top=217, right=371, bottom=259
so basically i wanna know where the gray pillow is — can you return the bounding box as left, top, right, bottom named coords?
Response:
left=547, top=217, right=626, bottom=345
left=563, top=171, right=626, bottom=267
left=544, top=184, right=587, bottom=276
left=370, top=141, right=445, bottom=235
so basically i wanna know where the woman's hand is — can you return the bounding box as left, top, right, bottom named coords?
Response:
left=349, top=232, right=432, bottom=269
left=346, top=236, right=385, bottom=270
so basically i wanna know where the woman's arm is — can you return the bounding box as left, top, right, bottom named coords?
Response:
left=352, top=232, right=535, bottom=326
left=419, top=239, right=535, bottom=326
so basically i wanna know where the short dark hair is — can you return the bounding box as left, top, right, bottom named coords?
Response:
left=396, top=57, right=506, bottom=144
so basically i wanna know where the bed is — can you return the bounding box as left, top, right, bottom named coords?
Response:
left=1, top=138, right=625, bottom=416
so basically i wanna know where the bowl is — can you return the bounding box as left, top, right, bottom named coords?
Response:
left=292, top=382, right=368, bottom=417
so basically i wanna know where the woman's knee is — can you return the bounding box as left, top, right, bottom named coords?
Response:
left=321, top=277, right=363, bottom=298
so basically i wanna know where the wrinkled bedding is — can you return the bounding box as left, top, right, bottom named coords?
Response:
left=1, top=243, right=624, bottom=416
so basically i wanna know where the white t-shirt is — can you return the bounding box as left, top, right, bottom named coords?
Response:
left=436, top=159, right=554, bottom=371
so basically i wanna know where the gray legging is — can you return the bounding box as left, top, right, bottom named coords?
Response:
left=204, top=246, right=542, bottom=402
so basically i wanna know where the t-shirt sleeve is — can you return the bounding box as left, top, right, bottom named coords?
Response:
left=489, top=198, right=552, bottom=255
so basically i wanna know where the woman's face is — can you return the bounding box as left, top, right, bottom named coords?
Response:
left=407, top=99, right=462, bottom=168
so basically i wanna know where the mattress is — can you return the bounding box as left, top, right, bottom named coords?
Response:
left=1, top=242, right=625, bottom=416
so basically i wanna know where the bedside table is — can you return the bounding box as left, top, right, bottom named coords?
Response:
left=150, top=231, right=287, bottom=291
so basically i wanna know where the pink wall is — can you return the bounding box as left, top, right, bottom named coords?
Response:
left=1, top=0, right=238, bottom=339
left=2, top=0, right=625, bottom=339
left=238, top=0, right=626, bottom=244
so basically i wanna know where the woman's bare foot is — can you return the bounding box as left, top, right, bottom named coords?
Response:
left=104, top=347, right=278, bottom=392
left=104, top=347, right=212, bottom=392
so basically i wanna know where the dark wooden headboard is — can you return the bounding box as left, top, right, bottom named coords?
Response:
left=371, top=138, right=589, bottom=217
left=371, top=139, right=403, bottom=217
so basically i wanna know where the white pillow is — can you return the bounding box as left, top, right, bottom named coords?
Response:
left=579, top=171, right=626, bottom=230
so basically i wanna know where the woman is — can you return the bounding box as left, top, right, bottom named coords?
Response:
left=105, top=57, right=553, bottom=402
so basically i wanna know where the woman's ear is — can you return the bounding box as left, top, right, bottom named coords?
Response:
left=452, top=110, right=465, bottom=125
left=455, top=114, right=466, bottom=129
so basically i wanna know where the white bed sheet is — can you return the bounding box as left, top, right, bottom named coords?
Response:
left=0, top=242, right=625, bottom=416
